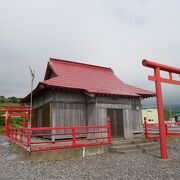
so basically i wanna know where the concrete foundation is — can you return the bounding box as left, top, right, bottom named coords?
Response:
left=11, top=144, right=110, bottom=161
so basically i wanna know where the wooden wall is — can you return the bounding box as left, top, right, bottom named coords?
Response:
left=33, top=89, right=86, bottom=108
left=32, top=89, right=143, bottom=139
left=95, top=96, right=143, bottom=137
left=42, top=103, right=51, bottom=127
left=131, top=99, right=143, bottom=133
left=51, top=103, right=86, bottom=127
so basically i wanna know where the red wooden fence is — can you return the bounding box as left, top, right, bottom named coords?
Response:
left=8, top=120, right=112, bottom=152
left=144, top=118, right=180, bottom=140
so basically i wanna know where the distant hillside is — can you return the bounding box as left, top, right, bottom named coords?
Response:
left=164, top=104, right=180, bottom=111
left=0, top=96, right=23, bottom=108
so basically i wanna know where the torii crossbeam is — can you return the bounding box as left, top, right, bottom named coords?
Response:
left=142, top=59, right=180, bottom=159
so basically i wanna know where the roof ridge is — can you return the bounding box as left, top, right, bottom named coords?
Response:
left=49, top=57, right=113, bottom=72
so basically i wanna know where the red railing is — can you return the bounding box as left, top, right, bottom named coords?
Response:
left=8, top=120, right=112, bottom=152
left=144, top=118, right=180, bottom=140
left=9, top=127, right=30, bottom=151
left=165, top=122, right=180, bottom=136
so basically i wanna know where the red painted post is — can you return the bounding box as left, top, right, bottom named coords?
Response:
left=9, top=128, right=12, bottom=141
left=11, top=129, right=14, bottom=142
left=23, top=113, right=26, bottom=127
left=20, top=129, right=23, bottom=142
left=72, top=128, right=76, bottom=146
left=144, top=117, right=148, bottom=139
left=8, top=128, right=11, bottom=140
left=154, top=67, right=168, bottom=159
left=13, top=129, right=15, bottom=142
left=107, top=117, right=112, bottom=144
left=165, top=124, right=168, bottom=136
left=15, top=129, right=18, bottom=142
left=5, top=111, right=10, bottom=138
left=12, top=129, right=15, bottom=142
left=28, top=110, right=30, bottom=126
left=12, top=129, right=14, bottom=141
left=33, top=110, right=37, bottom=127
left=5, top=111, right=8, bottom=136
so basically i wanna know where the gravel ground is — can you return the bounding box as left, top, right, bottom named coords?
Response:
left=0, top=135, right=180, bottom=180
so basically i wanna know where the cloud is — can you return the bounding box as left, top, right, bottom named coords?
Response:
left=0, top=0, right=179, bottom=104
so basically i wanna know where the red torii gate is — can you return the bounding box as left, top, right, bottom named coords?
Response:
left=142, top=59, right=180, bottom=159
left=0, top=106, right=31, bottom=137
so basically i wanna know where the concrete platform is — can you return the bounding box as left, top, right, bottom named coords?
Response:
left=10, top=135, right=162, bottom=161
left=11, top=143, right=110, bottom=161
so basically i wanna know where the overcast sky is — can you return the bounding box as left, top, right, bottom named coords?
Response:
left=0, top=0, right=179, bottom=105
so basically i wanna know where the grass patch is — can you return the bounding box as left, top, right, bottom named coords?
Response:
left=0, top=102, right=21, bottom=108
left=0, top=117, right=25, bottom=135
left=0, top=127, right=5, bottom=134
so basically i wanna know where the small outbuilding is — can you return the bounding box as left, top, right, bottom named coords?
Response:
left=174, top=113, right=180, bottom=122
left=22, top=58, right=155, bottom=139
left=141, top=107, right=158, bottom=124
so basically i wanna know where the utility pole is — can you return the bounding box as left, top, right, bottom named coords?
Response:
left=29, top=66, right=35, bottom=128
left=169, top=104, right=172, bottom=122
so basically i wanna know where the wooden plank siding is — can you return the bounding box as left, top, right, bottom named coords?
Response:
left=51, top=102, right=86, bottom=139
left=42, top=103, right=51, bottom=127
left=52, top=103, right=86, bottom=127
left=96, top=97, right=143, bottom=138
left=32, top=89, right=143, bottom=139
left=131, top=99, right=143, bottom=133
left=33, top=89, right=86, bottom=109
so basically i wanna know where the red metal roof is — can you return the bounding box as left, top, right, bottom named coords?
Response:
left=38, top=58, right=155, bottom=97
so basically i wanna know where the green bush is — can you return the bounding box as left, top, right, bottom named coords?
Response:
left=0, top=127, right=5, bottom=134
left=10, top=118, right=23, bottom=127
left=0, top=119, right=5, bottom=126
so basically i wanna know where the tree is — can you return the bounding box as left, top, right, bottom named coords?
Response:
left=0, top=96, right=6, bottom=103
left=8, top=96, right=18, bottom=103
